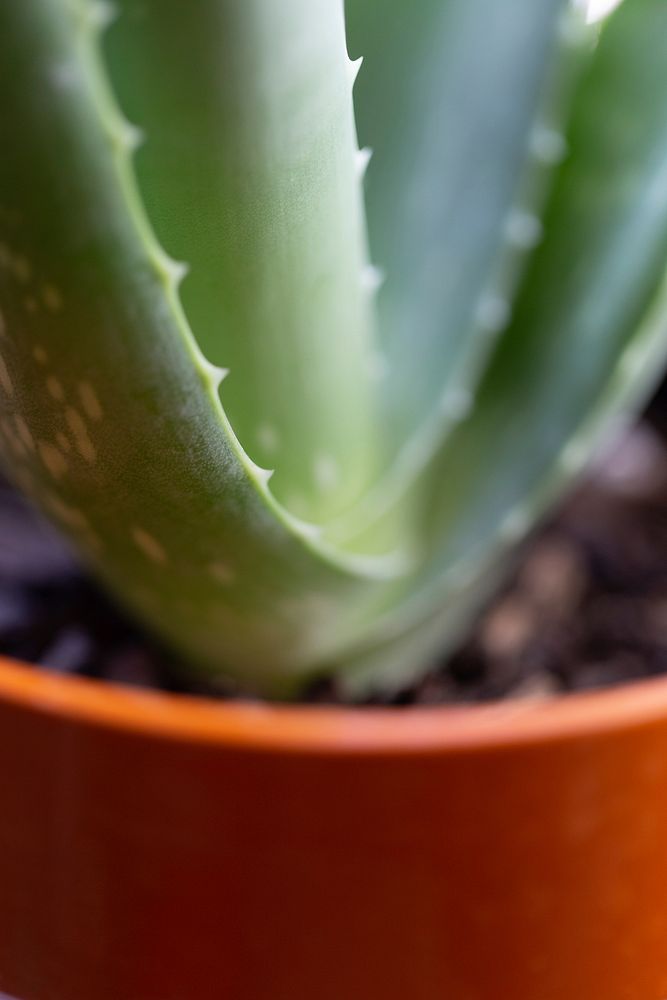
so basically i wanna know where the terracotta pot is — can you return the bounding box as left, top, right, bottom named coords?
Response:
left=1, top=656, right=667, bottom=1000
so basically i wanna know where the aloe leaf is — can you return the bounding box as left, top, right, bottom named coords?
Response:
left=339, top=0, right=667, bottom=693
left=0, top=0, right=392, bottom=694
left=102, top=0, right=382, bottom=523
left=1, top=0, right=667, bottom=698
left=327, top=0, right=591, bottom=553
left=345, top=0, right=585, bottom=439
left=424, top=0, right=667, bottom=576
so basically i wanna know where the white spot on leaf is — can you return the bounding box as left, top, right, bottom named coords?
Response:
left=1, top=419, right=25, bottom=458
left=504, top=210, right=543, bottom=250
left=530, top=125, right=568, bottom=166
left=42, top=284, right=63, bottom=312
left=475, top=294, right=510, bottom=334
left=65, top=406, right=96, bottom=463
left=132, top=526, right=167, bottom=565
left=14, top=415, right=34, bottom=451
left=118, top=121, right=144, bottom=152
left=619, top=342, right=646, bottom=381
left=0, top=356, right=13, bottom=396
left=38, top=440, right=67, bottom=479
left=314, top=453, right=339, bottom=492
left=439, top=387, right=473, bottom=422
left=257, top=422, right=279, bottom=454
left=499, top=506, right=531, bottom=543
left=89, top=0, right=117, bottom=30
left=209, top=561, right=235, bottom=585
left=560, top=437, right=589, bottom=475
left=45, top=495, right=88, bottom=529
left=46, top=375, right=65, bottom=402
left=50, top=62, right=81, bottom=90
left=56, top=431, right=71, bottom=452
left=12, top=255, right=30, bottom=283
left=78, top=381, right=103, bottom=421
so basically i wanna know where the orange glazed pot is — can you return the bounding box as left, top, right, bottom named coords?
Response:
left=1, top=657, right=667, bottom=1000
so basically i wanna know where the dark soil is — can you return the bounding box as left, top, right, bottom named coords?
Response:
left=1, top=422, right=667, bottom=704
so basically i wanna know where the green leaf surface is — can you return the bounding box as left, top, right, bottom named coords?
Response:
left=103, top=0, right=382, bottom=523
left=339, top=0, right=667, bottom=692
left=0, top=0, right=392, bottom=694
left=1, top=0, right=667, bottom=697
left=328, top=0, right=590, bottom=554
left=345, top=0, right=582, bottom=439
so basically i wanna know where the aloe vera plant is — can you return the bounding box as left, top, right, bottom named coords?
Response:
left=0, top=0, right=666, bottom=696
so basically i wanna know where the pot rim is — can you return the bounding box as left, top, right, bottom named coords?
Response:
left=1, top=655, right=666, bottom=755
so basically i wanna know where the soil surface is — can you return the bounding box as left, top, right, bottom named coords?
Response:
left=1, top=422, right=667, bottom=704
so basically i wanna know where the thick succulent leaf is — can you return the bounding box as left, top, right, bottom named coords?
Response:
left=327, top=0, right=590, bottom=554
left=2, top=0, right=667, bottom=699
left=0, top=0, right=395, bottom=694
left=339, top=0, right=667, bottom=693
left=345, top=0, right=584, bottom=440
left=102, top=0, right=382, bottom=523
